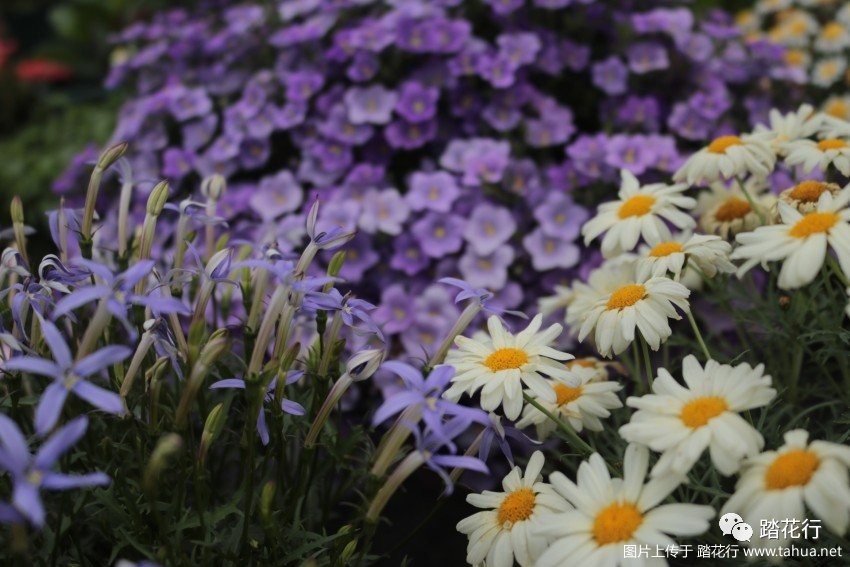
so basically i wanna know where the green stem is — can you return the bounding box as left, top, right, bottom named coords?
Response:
left=522, top=393, right=594, bottom=457
left=639, top=335, right=654, bottom=391
left=686, top=310, right=712, bottom=361
left=735, top=175, right=767, bottom=225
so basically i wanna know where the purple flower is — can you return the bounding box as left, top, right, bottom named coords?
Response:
left=566, top=134, right=616, bottom=180
left=497, top=32, right=541, bottom=66
left=167, top=86, right=212, bottom=122
left=522, top=228, right=580, bottom=271
left=615, top=96, right=660, bottom=131
left=627, top=42, right=670, bottom=74
left=0, top=415, right=109, bottom=527
left=604, top=134, right=658, bottom=175
left=248, top=171, right=304, bottom=222
left=591, top=56, right=629, bottom=95
left=306, top=288, right=383, bottom=340
left=410, top=417, right=488, bottom=493
left=238, top=137, right=271, bottom=170
left=458, top=244, right=514, bottom=290
left=335, top=233, right=380, bottom=283
left=533, top=193, right=588, bottom=240
left=162, top=147, right=195, bottom=182
left=282, top=70, right=325, bottom=103
left=210, top=372, right=305, bottom=446
left=384, top=119, right=438, bottom=150
left=358, top=189, right=409, bottom=235
left=344, top=85, right=397, bottom=125
left=668, top=102, right=712, bottom=141
left=462, top=202, right=516, bottom=255
left=3, top=321, right=128, bottom=435
left=390, top=234, right=430, bottom=276
left=373, top=362, right=488, bottom=445
left=395, top=81, right=439, bottom=123
left=411, top=213, right=465, bottom=258
left=406, top=171, right=461, bottom=213
left=372, top=285, right=414, bottom=335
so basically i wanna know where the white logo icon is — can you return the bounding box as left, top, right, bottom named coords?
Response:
left=719, top=512, right=744, bottom=535
left=732, top=522, right=753, bottom=542
left=719, top=512, right=753, bottom=542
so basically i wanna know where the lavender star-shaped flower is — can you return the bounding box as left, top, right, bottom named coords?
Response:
left=3, top=320, right=128, bottom=435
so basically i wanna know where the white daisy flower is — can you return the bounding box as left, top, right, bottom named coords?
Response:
left=457, top=451, right=570, bottom=567
left=756, top=0, right=792, bottom=16
left=731, top=189, right=850, bottom=289
left=782, top=48, right=810, bottom=74
left=516, top=365, right=622, bottom=437
left=783, top=136, right=850, bottom=175
left=695, top=180, right=775, bottom=239
left=619, top=355, right=776, bottom=477
left=536, top=444, right=715, bottom=567
left=722, top=429, right=850, bottom=551
left=443, top=314, right=578, bottom=420
left=566, top=263, right=690, bottom=358
left=566, top=356, right=617, bottom=382
left=815, top=21, right=850, bottom=52
left=823, top=95, right=850, bottom=121
left=635, top=231, right=735, bottom=286
left=839, top=3, right=850, bottom=27
left=537, top=284, right=574, bottom=319
left=752, top=104, right=823, bottom=153
left=811, top=56, right=846, bottom=88
left=673, top=134, right=776, bottom=186
left=769, top=10, right=819, bottom=47
left=777, top=179, right=842, bottom=215
left=582, top=170, right=695, bottom=258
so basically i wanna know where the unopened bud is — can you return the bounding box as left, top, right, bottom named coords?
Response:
left=346, top=349, right=384, bottom=382
left=10, top=197, right=23, bottom=225
left=259, top=480, right=276, bottom=524
left=143, top=433, right=183, bottom=494
left=201, top=174, right=226, bottom=201
left=327, top=251, right=346, bottom=279
left=199, top=403, right=227, bottom=465
left=340, top=540, right=357, bottom=564
left=146, top=180, right=170, bottom=216
left=97, top=141, right=129, bottom=170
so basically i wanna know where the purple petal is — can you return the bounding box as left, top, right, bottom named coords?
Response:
left=35, top=382, right=69, bottom=436
left=74, top=346, right=132, bottom=377
left=41, top=471, right=110, bottom=490
left=131, top=295, right=191, bottom=316
left=72, top=381, right=125, bottom=416
left=0, top=414, right=29, bottom=473
left=52, top=286, right=110, bottom=319
left=372, top=391, right=422, bottom=427
left=380, top=361, right=424, bottom=390
left=2, top=357, right=61, bottom=380
left=13, top=482, right=44, bottom=527
left=280, top=399, right=306, bottom=416
left=210, top=379, right=246, bottom=390
left=256, top=409, right=269, bottom=446
left=71, top=259, right=114, bottom=283
left=0, top=502, right=23, bottom=523
left=34, top=416, right=88, bottom=469
left=120, top=260, right=155, bottom=290
left=431, top=454, right=489, bottom=474
left=38, top=320, right=73, bottom=370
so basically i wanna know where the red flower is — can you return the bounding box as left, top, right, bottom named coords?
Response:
left=0, top=39, right=16, bottom=70
left=15, top=58, right=72, bottom=83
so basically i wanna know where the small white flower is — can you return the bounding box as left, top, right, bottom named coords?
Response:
left=619, top=355, right=776, bottom=477
left=443, top=314, right=577, bottom=420
left=783, top=136, right=850, bottom=176
left=731, top=188, right=850, bottom=289
left=823, top=95, right=850, bottom=122
left=777, top=179, right=842, bottom=215
left=456, top=451, right=570, bottom=567
left=566, top=262, right=690, bottom=358
left=722, top=429, right=850, bottom=552
left=635, top=231, right=735, bottom=286
left=516, top=366, right=622, bottom=437
left=815, top=21, right=850, bottom=53
left=582, top=170, right=695, bottom=258
left=673, top=134, right=776, bottom=185
left=536, top=444, right=715, bottom=567
left=811, top=56, right=847, bottom=88
left=752, top=104, right=823, bottom=153
left=694, top=180, right=775, bottom=239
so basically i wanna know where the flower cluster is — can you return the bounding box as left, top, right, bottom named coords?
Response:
left=54, top=0, right=793, bottom=364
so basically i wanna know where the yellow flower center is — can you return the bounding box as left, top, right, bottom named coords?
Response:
left=825, top=99, right=850, bottom=119
left=707, top=135, right=743, bottom=154
left=789, top=212, right=840, bottom=238
left=817, top=139, right=848, bottom=151
left=497, top=488, right=536, bottom=526
left=484, top=348, right=529, bottom=372
left=617, top=195, right=656, bottom=219
left=764, top=449, right=820, bottom=490
left=714, top=197, right=751, bottom=221
left=606, top=284, right=646, bottom=310
left=649, top=241, right=684, bottom=257
left=789, top=180, right=830, bottom=203
left=822, top=22, right=844, bottom=41
left=434, top=227, right=446, bottom=238
left=784, top=49, right=806, bottom=67
left=568, top=358, right=597, bottom=369
left=554, top=383, right=583, bottom=406
left=680, top=396, right=728, bottom=428
left=593, top=502, right=644, bottom=545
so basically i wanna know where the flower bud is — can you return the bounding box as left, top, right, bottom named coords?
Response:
left=143, top=433, right=183, bottom=494
left=200, top=173, right=226, bottom=201
left=10, top=196, right=23, bottom=225
left=96, top=141, right=129, bottom=170
left=346, top=349, right=384, bottom=382
left=199, top=403, right=227, bottom=466
left=259, top=480, right=276, bottom=525
left=146, top=180, right=170, bottom=216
